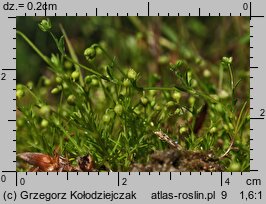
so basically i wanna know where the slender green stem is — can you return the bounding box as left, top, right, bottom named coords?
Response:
left=59, top=24, right=84, bottom=86
left=143, top=86, right=175, bottom=91
left=16, top=31, right=52, bottom=67
left=235, top=101, right=247, bottom=134
left=63, top=55, right=110, bottom=81
left=93, top=44, right=127, bottom=77
left=228, top=64, right=234, bottom=93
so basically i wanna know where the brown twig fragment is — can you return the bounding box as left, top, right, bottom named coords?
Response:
left=154, top=130, right=182, bottom=150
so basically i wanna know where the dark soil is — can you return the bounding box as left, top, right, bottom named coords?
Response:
left=131, top=149, right=223, bottom=172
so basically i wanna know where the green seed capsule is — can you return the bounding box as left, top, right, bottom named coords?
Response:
left=38, top=18, right=52, bottom=32
left=103, top=114, right=111, bottom=123
left=172, top=91, right=181, bottom=101
left=203, top=69, right=211, bottom=78
left=84, top=46, right=96, bottom=61
left=41, top=119, right=49, bottom=128
left=114, top=104, right=123, bottom=115
left=85, top=75, right=92, bottom=84
left=67, top=95, right=76, bottom=106
left=123, top=78, right=131, bottom=87
left=71, top=71, right=80, bottom=80
left=127, top=68, right=137, bottom=80
left=44, top=78, right=51, bottom=86
left=91, top=78, right=99, bottom=86
left=228, top=162, right=240, bottom=171
left=166, top=101, right=175, bottom=107
left=179, top=127, right=188, bottom=134
left=154, top=104, right=161, bottom=111
left=210, top=127, right=217, bottom=134
left=39, top=105, right=50, bottom=117
left=140, top=97, right=148, bottom=105
left=16, top=89, right=24, bottom=99
left=55, top=76, right=63, bottom=84
left=51, top=87, right=60, bottom=94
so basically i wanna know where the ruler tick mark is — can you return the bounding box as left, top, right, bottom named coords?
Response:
left=15, top=172, right=18, bottom=186
left=148, top=2, right=150, bottom=16
left=2, top=68, right=16, bottom=71
left=250, top=2, right=252, bottom=20
left=117, top=172, right=120, bottom=186
left=220, top=172, right=223, bottom=186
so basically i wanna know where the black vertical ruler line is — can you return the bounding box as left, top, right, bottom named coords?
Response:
left=15, top=172, right=18, bottom=187
left=148, top=2, right=149, bottom=16
left=117, top=172, right=120, bottom=186
left=220, top=172, right=223, bottom=186
left=250, top=2, right=252, bottom=20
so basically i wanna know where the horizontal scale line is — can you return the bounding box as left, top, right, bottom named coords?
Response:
left=2, top=69, right=16, bottom=71
left=250, top=15, right=264, bottom=18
